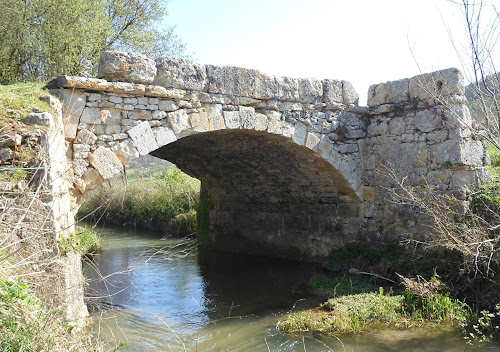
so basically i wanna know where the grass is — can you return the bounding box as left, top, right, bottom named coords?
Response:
left=278, top=287, right=470, bottom=335
left=58, top=226, right=102, bottom=255
left=0, top=82, right=53, bottom=121
left=79, top=165, right=200, bottom=236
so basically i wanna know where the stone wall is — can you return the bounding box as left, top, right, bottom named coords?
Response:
left=48, top=51, right=489, bottom=261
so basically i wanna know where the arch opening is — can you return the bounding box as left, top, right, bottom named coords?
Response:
left=151, top=130, right=363, bottom=261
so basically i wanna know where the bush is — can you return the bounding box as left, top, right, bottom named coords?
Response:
left=79, top=166, right=200, bottom=236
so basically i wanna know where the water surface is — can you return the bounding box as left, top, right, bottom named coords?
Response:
left=85, top=227, right=500, bottom=351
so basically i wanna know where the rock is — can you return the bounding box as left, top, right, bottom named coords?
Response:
left=80, top=108, right=101, bottom=124
left=153, top=126, right=177, bottom=146
left=25, top=111, right=54, bottom=127
left=98, top=51, right=157, bottom=84
left=154, top=57, right=208, bottom=91
left=0, top=134, right=22, bottom=147
left=50, top=89, right=86, bottom=139
left=112, top=139, right=140, bottom=164
left=322, top=79, right=343, bottom=104
left=367, top=78, right=409, bottom=106
left=298, top=78, right=323, bottom=104
left=409, top=68, right=464, bottom=101
left=0, top=148, right=13, bottom=162
left=207, top=64, right=260, bottom=97
left=126, top=121, right=160, bottom=155
left=88, top=146, right=123, bottom=179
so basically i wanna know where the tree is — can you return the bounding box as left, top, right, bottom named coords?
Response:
left=0, top=0, right=187, bottom=84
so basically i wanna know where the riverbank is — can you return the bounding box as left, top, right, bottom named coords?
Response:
left=78, top=165, right=200, bottom=237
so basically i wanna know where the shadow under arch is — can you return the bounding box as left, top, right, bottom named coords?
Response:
left=151, top=129, right=363, bottom=262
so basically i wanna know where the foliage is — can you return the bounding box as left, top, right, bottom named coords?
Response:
left=79, top=166, right=200, bottom=235
left=278, top=286, right=470, bottom=335
left=58, top=227, right=102, bottom=255
left=0, top=0, right=187, bottom=84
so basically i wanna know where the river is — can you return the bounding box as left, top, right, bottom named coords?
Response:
left=85, top=226, right=500, bottom=351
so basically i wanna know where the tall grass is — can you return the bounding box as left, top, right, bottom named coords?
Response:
left=79, top=166, right=200, bottom=236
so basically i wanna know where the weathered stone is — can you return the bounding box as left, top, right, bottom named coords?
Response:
left=154, top=57, right=207, bottom=91
left=111, top=139, right=140, bottom=164
left=298, top=78, right=323, bottom=103
left=0, top=148, right=13, bottom=162
left=25, top=111, right=54, bottom=127
left=50, top=89, right=86, bottom=139
left=207, top=65, right=259, bottom=97
left=342, top=81, right=359, bottom=105
left=158, top=99, right=178, bottom=112
left=80, top=108, right=102, bottom=124
left=98, top=51, right=156, bottom=84
left=415, top=109, right=442, bottom=132
left=167, top=110, right=191, bottom=134
left=80, top=167, right=104, bottom=192
left=409, top=68, right=464, bottom=101
left=367, top=78, right=409, bottom=106
left=88, top=146, right=123, bottom=179
left=322, top=79, right=343, bottom=104
left=153, top=126, right=177, bottom=146
left=0, top=134, right=22, bottom=147
left=292, top=122, right=308, bottom=145
left=305, top=132, right=321, bottom=151
left=127, top=121, right=159, bottom=155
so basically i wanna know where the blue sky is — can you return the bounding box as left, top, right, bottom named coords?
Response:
left=166, top=0, right=498, bottom=104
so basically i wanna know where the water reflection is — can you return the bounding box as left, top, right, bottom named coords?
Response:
left=86, top=227, right=500, bottom=351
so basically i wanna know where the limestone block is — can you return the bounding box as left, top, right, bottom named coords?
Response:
left=80, top=167, right=104, bottom=192
left=367, top=78, right=409, bottom=106
left=281, top=122, right=295, bottom=138
left=267, top=111, right=283, bottom=134
left=298, top=78, right=323, bottom=103
left=51, top=88, right=86, bottom=139
left=153, top=126, right=177, bottom=146
left=223, top=111, right=241, bottom=129
left=73, top=158, right=89, bottom=177
left=113, top=133, right=129, bottom=140
left=342, top=80, right=359, bottom=105
left=415, top=109, right=442, bottom=132
left=206, top=105, right=226, bottom=131
left=158, top=99, right=178, bottom=112
left=277, top=76, right=300, bottom=101
left=167, top=110, right=191, bottom=134
left=322, top=79, right=343, bottom=104
left=127, top=110, right=152, bottom=120
left=409, top=68, right=464, bottom=101
left=103, top=108, right=123, bottom=125
left=88, top=146, right=123, bottom=179
left=105, top=124, right=121, bottom=134
left=254, top=113, right=268, bottom=131
left=127, top=121, right=160, bottom=156
left=431, top=139, right=484, bottom=167
left=305, top=132, right=321, bottom=151
left=98, top=51, right=157, bottom=84
left=124, top=97, right=137, bottom=104
left=152, top=110, right=167, bottom=120
left=112, top=139, right=140, bottom=164
left=109, top=95, right=122, bottom=104
left=207, top=65, right=259, bottom=97
left=317, top=135, right=333, bottom=160
left=240, top=107, right=256, bottom=129
left=80, top=108, right=102, bottom=124
left=189, top=113, right=211, bottom=132
left=154, top=57, right=207, bottom=91
left=443, top=104, right=472, bottom=129
left=254, top=72, right=280, bottom=100
left=292, top=122, right=308, bottom=145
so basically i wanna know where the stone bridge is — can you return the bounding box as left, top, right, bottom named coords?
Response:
left=48, top=51, right=489, bottom=261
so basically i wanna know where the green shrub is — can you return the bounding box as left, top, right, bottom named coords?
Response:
left=79, top=166, right=200, bottom=235
left=58, top=227, right=101, bottom=255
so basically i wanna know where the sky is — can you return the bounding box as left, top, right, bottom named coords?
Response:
left=165, top=0, right=499, bottom=105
